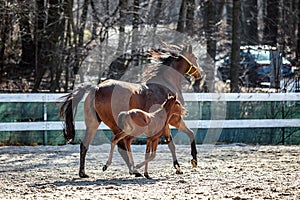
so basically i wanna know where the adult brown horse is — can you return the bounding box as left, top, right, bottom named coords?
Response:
left=60, top=45, right=205, bottom=178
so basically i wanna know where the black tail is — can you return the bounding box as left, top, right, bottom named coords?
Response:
left=59, top=85, right=92, bottom=143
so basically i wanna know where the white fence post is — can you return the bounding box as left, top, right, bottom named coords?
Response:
left=43, top=103, right=48, bottom=145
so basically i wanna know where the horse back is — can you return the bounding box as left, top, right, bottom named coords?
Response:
left=129, top=109, right=152, bottom=127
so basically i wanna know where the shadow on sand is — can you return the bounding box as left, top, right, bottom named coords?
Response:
left=31, top=176, right=164, bottom=188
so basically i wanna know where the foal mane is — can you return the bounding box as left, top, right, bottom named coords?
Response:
left=160, top=95, right=178, bottom=115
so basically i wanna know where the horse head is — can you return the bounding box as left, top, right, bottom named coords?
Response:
left=163, top=94, right=187, bottom=117
left=179, top=45, right=205, bottom=81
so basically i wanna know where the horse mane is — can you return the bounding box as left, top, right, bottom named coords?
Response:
left=160, top=95, right=177, bottom=114
left=141, top=46, right=183, bottom=82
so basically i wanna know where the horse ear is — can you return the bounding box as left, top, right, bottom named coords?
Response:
left=182, top=45, right=187, bottom=53
left=187, top=45, right=192, bottom=53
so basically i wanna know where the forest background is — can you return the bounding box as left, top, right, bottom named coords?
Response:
left=0, top=0, right=299, bottom=93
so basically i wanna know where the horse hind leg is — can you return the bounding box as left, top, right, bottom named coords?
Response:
left=79, top=93, right=101, bottom=178
left=79, top=124, right=99, bottom=178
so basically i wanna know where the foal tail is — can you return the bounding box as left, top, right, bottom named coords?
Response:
left=59, top=85, right=93, bottom=143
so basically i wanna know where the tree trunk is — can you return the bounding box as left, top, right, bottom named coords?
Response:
left=263, top=0, right=279, bottom=46
left=132, top=0, right=140, bottom=66
left=205, top=0, right=216, bottom=60
left=78, top=0, right=90, bottom=47
left=230, top=0, right=240, bottom=92
left=226, top=0, right=233, bottom=42
left=177, top=0, right=186, bottom=32
left=0, top=1, right=11, bottom=82
left=117, top=0, right=128, bottom=54
left=241, top=0, right=258, bottom=45
left=34, top=0, right=64, bottom=91
left=153, top=0, right=163, bottom=27
left=33, top=0, right=47, bottom=92
left=297, top=0, right=300, bottom=63
left=18, top=1, right=35, bottom=72
left=186, top=0, right=195, bottom=36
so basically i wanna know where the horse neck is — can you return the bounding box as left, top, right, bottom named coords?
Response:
left=146, top=65, right=183, bottom=92
left=151, top=106, right=169, bottom=124
left=161, top=101, right=177, bottom=121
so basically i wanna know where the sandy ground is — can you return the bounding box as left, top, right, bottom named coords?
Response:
left=0, top=144, right=299, bottom=200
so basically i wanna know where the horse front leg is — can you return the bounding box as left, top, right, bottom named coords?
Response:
left=178, top=120, right=197, bottom=167
left=169, top=115, right=197, bottom=168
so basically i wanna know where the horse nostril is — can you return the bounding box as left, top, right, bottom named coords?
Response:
left=182, top=109, right=188, bottom=116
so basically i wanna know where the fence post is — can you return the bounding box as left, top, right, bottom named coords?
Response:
left=43, top=103, right=48, bottom=145
left=296, top=76, right=300, bottom=92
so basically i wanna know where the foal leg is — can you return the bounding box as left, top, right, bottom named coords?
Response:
left=161, top=126, right=183, bottom=174
left=107, top=128, right=138, bottom=175
left=125, top=136, right=142, bottom=177
left=166, top=137, right=183, bottom=174
left=135, top=139, right=151, bottom=170
left=103, top=131, right=128, bottom=171
left=144, top=138, right=159, bottom=179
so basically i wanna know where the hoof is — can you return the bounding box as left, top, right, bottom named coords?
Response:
left=79, top=172, right=89, bottom=178
left=144, top=172, right=152, bottom=179
left=191, top=159, right=197, bottom=167
left=129, top=169, right=143, bottom=177
left=135, top=172, right=143, bottom=177
left=175, top=169, right=183, bottom=175
left=102, top=165, right=108, bottom=171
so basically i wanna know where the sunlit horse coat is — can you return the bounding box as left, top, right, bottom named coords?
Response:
left=103, top=95, right=187, bottom=178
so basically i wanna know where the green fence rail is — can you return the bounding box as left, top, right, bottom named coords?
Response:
left=0, top=93, right=300, bottom=145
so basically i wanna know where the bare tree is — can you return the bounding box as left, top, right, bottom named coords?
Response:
left=204, top=0, right=217, bottom=61
left=0, top=0, right=11, bottom=82
left=230, top=0, right=240, bottom=92
left=18, top=1, right=35, bottom=71
left=177, top=0, right=186, bottom=32
left=263, top=0, right=279, bottom=46
left=186, top=0, right=195, bottom=36
left=241, top=0, right=258, bottom=45
left=297, top=1, right=300, bottom=64
left=132, top=0, right=140, bottom=66
left=117, top=0, right=128, bottom=54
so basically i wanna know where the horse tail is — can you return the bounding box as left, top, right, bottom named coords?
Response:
left=59, top=85, right=92, bottom=143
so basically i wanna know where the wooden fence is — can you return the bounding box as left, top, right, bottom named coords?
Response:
left=0, top=93, right=300, bottom=145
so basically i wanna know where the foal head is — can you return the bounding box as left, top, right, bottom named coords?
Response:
left=162, top=94, right=187, bottom=118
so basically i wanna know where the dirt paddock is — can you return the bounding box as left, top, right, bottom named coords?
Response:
left=0, top=144, right=299, bottom=199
